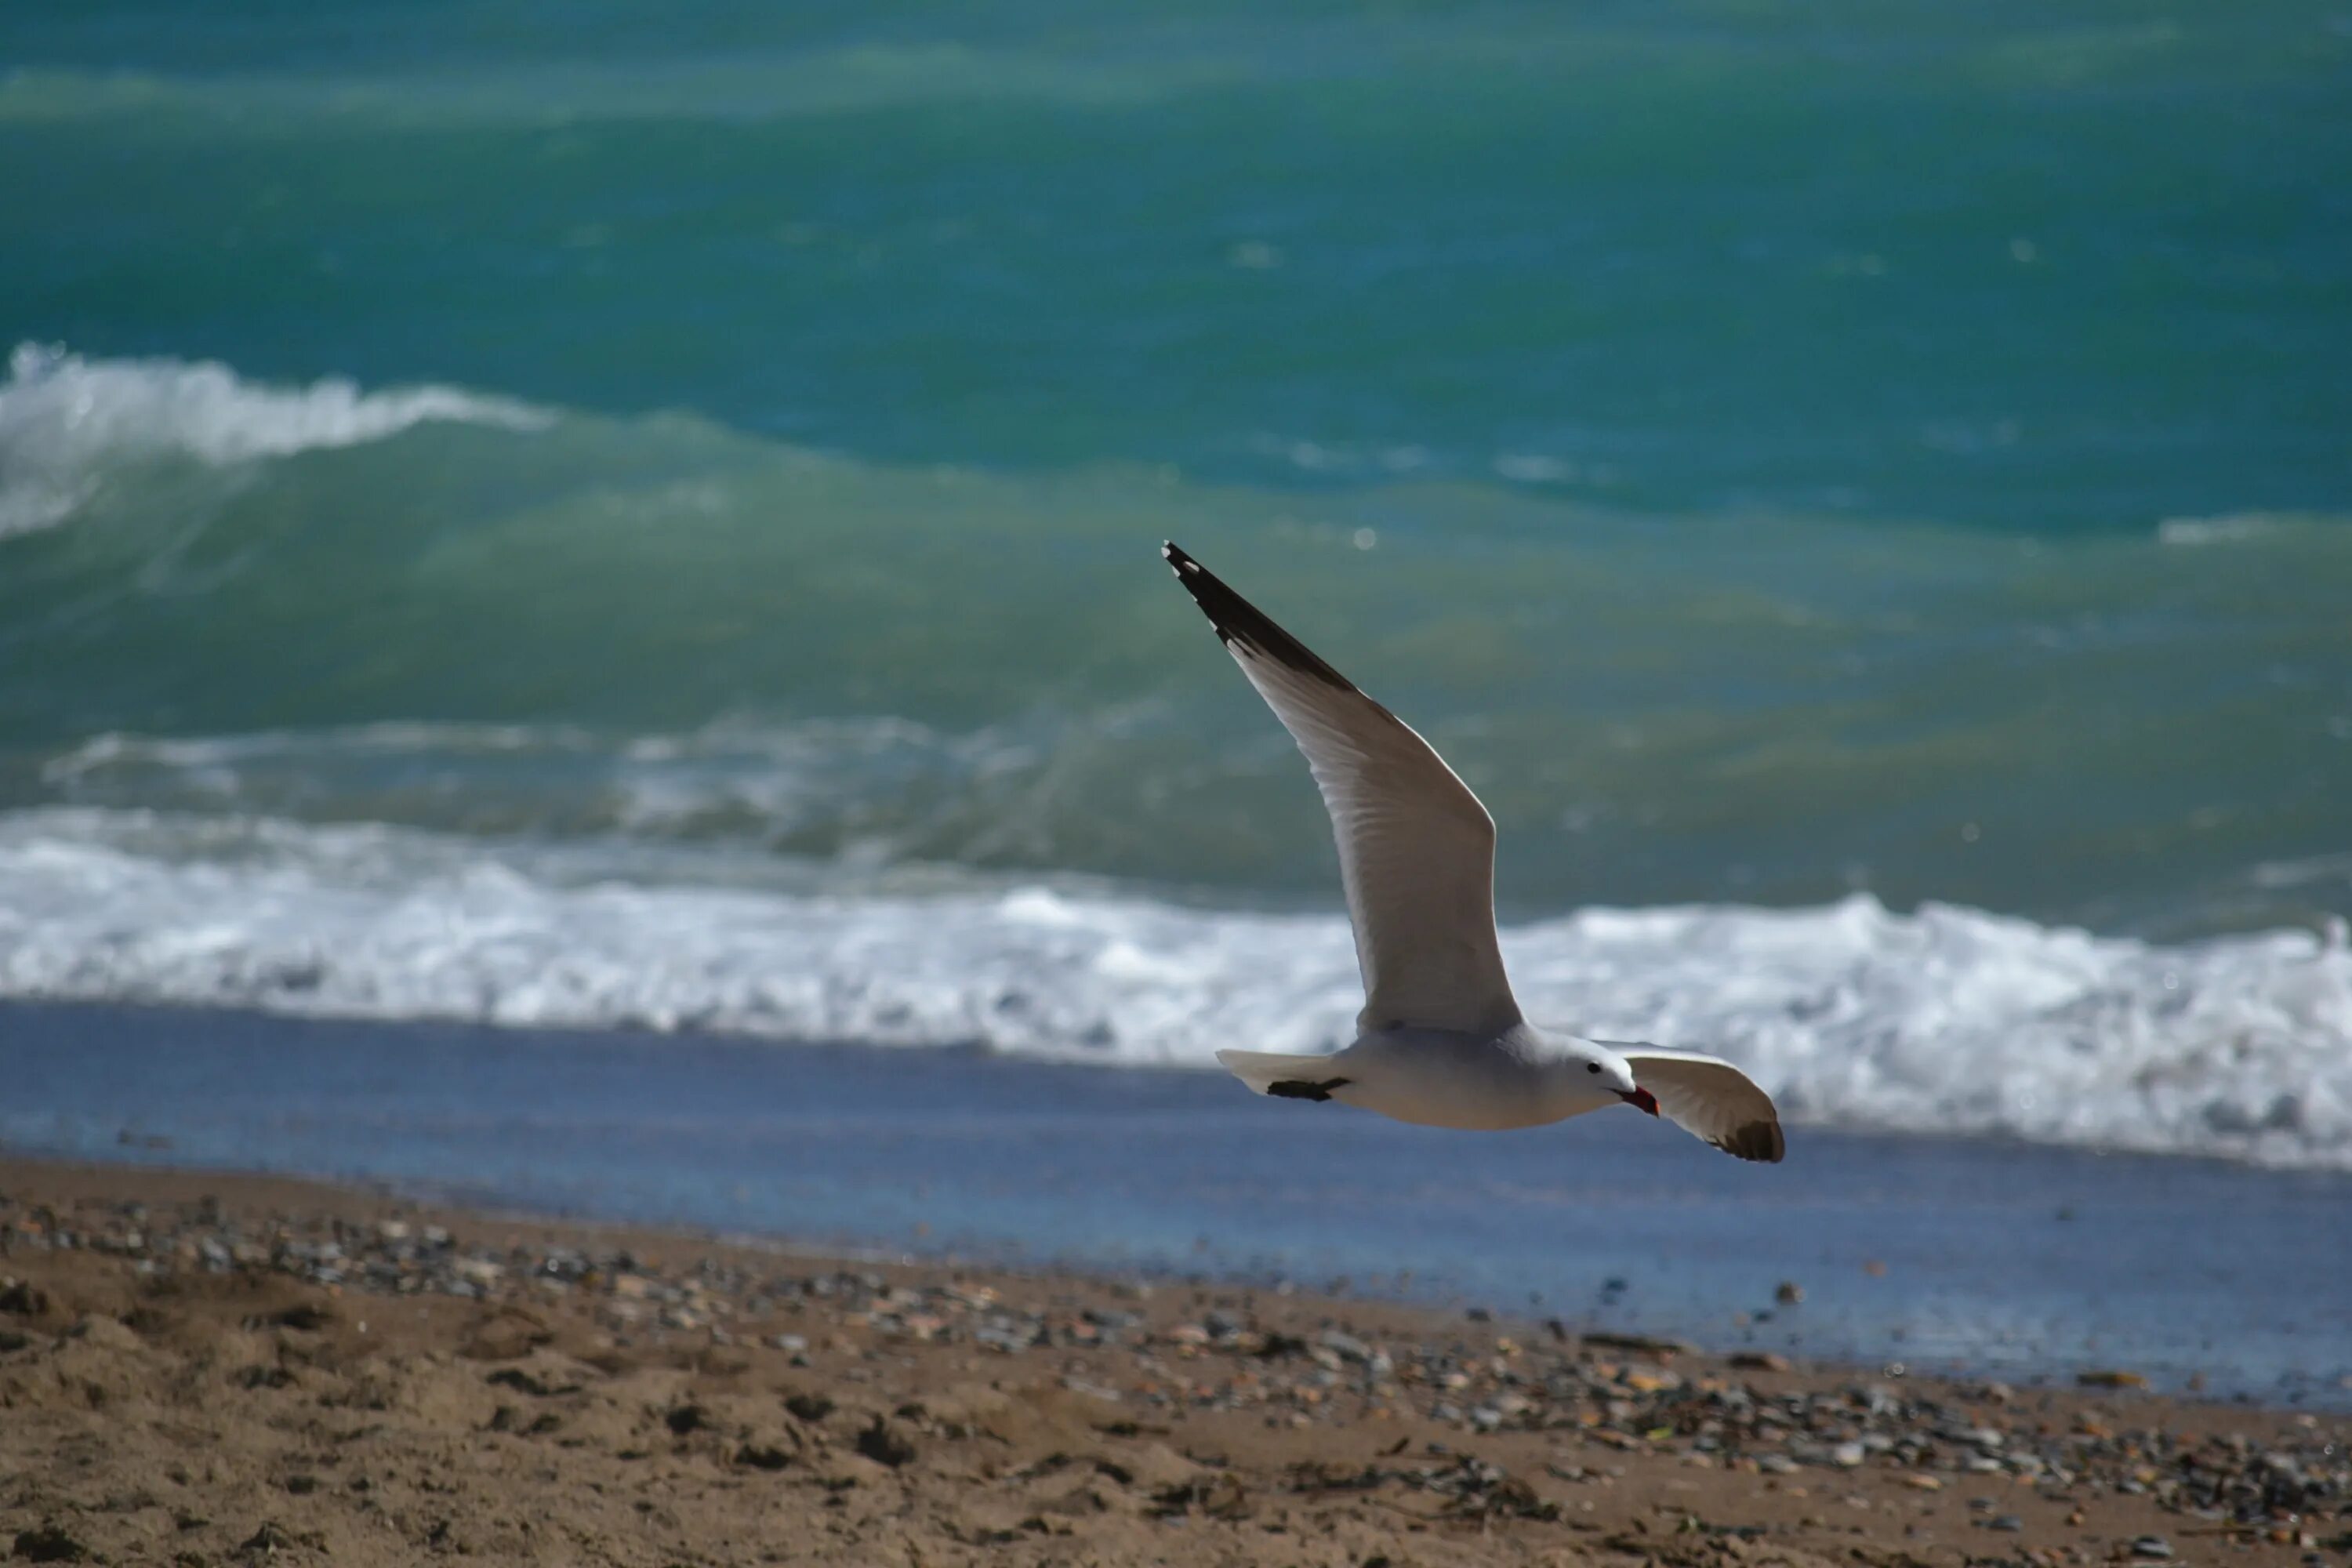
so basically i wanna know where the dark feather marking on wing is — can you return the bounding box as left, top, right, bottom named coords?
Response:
left=1160, top=541, right=1356, bottom=695
left=1716, top=1122, right=1786, bottom=1163
left=1595, top=1040, right=1786, bottom=1166
left=1265, top=1077, right=1351, bottom=1102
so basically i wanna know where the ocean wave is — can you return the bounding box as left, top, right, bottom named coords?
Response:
left=26, top=717, right=1080, bottom=862
left=2, top=807, right=2346, bottom=1171
left=0, top=49, right=1253, bottom=132
left=0, top=343, right=548, bottom=536
left=2155, top=512, right=2303, bottom=547
left=4, top=346, right=2348, bottom=945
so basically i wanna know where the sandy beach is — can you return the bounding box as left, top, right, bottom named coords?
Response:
left=2, top=1158, right=2343, bottom=1568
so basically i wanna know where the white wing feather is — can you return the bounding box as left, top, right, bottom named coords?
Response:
left=1617, top=1047, right=1785, bottom=1163
left=1163, top=543, right=1521, bottom=1036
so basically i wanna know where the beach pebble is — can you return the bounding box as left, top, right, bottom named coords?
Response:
left=1582, top=1331, right=1696, bottom=1355
left=2130, top=1536, right=2173, bottom=1559
left=2078, top=1369, right=2149, bottom=1389
left=460, top=1305, right=552, bottom=1361
left=453, top=1256, right=505, bottom=1288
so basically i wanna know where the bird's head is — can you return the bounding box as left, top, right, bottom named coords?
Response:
left=1570, top=1042, right=1657, bottom=1116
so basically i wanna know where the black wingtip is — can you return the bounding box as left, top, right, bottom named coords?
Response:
left=1719, top=1120, right=1787, bottom=1163
left=1152, top=543, right=1355, bottom=693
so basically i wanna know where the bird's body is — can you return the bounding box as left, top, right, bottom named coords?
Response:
left=1225, top=1025, right=1624, bottom=1131
left=1162, top=540, right=1786, bottom=1163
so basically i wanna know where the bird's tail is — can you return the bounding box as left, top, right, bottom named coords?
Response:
left=1215, top=1049, right=1341, bottom=1096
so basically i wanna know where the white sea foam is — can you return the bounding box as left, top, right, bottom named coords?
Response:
left=34, top=717, right=1054, bottom=853
left=2, top=808, right=2347, bottom=1170
left=2155, top=512, right=2291, bottom=546
left=0, top=343, right=550, bottom=535
left=1493, top=452, right=1577, bottom=484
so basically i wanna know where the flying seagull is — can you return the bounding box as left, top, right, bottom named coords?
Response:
left=1162, top=541, right=1784, bottom=1163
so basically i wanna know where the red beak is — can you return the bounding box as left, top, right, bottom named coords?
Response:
left=1620, top=1087, right=1660, bottom=1116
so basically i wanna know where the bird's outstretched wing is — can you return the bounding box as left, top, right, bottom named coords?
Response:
left=1162, top=543, right=1521, bottom=1036
left=1613, top=1046, right=1785, bottom=1163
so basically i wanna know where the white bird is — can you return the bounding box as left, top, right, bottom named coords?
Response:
left=1163, top=541, right=1784, bottom=1163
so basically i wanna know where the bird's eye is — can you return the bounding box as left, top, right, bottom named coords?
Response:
left=1586, top=1062, right=1602, bottom=1074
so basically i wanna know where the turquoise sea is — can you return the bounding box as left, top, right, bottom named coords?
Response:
left=2, top=2, right=2350, bottom=1169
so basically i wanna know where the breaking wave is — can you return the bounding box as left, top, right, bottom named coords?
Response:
left=0, top=343, right=547, bottom=536
left=2, top=807, right=2346, bottom=1171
